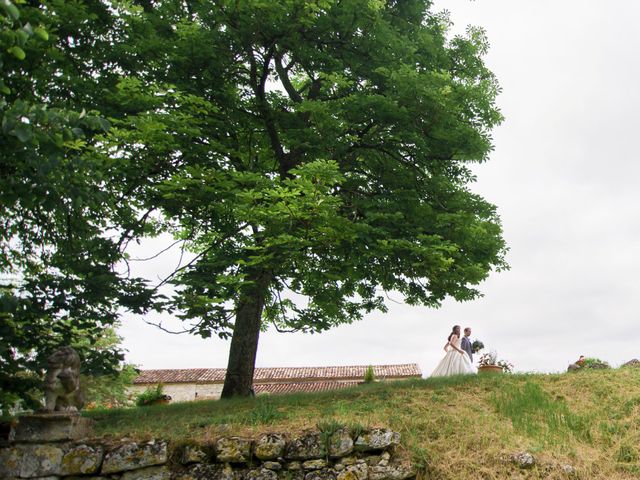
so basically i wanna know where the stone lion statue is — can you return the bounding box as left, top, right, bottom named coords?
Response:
left=43, top=346, right=85, bottom=412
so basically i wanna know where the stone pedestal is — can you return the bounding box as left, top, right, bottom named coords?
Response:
left=0, top=420, right=16, bottom=446
left=14, top=413, right=94, bottom=443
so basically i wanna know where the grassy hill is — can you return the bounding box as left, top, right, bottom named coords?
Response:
left=88, top=367, right=640, bottom=479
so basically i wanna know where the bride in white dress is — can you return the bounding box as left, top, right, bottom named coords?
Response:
left=431, top=325, right=476, bottom=377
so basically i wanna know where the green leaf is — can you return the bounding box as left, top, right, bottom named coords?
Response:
left=7, top=45, right=25, bottom=60
left=17, top=27, right=30, bottom=44
left=12, top=123, right=32, bottom=142
left=33, top=26, right=48, bottom=41
left=71, top=127, right=85, bottom=138
left=97, top=117, right=110, bottom=132
left=2, top=0, right=20, bottom=21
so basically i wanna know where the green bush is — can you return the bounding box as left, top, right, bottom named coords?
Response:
left=363, top=366, right=375, bottom=383
left=582, top=358, right=610, bottom=370
left=135, top=384, right=167, bottom=407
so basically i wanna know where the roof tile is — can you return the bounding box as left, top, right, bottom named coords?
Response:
left=133, top=364, right=421, bottom=384
left=254, top=381, right=360, bottom=395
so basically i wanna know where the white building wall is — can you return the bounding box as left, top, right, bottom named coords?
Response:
left=195, top=383, right=223, bottom=400
left=127, top=383, right=197, bottom=403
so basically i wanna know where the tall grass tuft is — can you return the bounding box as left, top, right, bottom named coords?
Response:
left=493, top=380, right=592, bottom=445
left=245, top=401, right=284, bottom=426
left=317, top=418, right=345, bottom=459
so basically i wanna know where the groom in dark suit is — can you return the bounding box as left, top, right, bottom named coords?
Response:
left=461, top=327, right=473, bottom=362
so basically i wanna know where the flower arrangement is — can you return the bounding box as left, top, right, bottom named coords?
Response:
left=471, top=340, right=485, bottom=353
left=496, top=359, right=514, bottom=373
left=478, top=351, right=513, bottom=373
left=478, top=351, right=497, bottom=367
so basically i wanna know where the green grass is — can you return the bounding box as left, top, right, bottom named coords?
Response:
left=86, top=368, right=640, bottom=479
left=493, top=380, right=592, bottom=445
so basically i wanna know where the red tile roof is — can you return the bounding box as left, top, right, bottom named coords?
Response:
left=254, top=381, right=360, bottom=395
left=133, top=364, right=421, bottom=385
left=134, top=368, right=226, bottom=384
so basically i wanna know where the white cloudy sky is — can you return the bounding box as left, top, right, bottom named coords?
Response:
left=118, top=0, right=640, bottom=375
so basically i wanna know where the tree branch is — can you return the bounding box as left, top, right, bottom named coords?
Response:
left=275, top=52, right=303, bottom=103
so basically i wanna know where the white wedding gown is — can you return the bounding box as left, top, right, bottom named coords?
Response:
left=430, top=337, right=476, bottom=377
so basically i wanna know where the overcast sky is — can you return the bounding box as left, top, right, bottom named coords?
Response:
left=118, top=0, right=640, bottom=375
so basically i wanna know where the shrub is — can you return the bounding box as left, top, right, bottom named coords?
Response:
left=582, top=358, right=610, bottom=370
left=363, top=366, right=375, bottom=383
left=135, top=384, right=167, bottom=407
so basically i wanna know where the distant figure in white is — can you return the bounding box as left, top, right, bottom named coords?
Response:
left=431, top=325, right=476, bottom=377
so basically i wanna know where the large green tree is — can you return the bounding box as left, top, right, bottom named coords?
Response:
left=2, top=0, right=508, bottom=403
left=104, top=0, right=507, bottom=397
left=0, top=0, right=155, bottom=411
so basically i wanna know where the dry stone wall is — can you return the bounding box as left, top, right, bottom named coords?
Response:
left=0, top=427, right=416, bottom=480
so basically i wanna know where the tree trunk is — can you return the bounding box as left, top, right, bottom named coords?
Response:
left=221, top=271, right=271, bottom=398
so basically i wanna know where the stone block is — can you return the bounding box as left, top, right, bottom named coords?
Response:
left=65, top=477, right=110, bottom=480
left=368, top=464, right=415, bottom=480
left=278, top=471, right=304, bottom=480
left=102, top=440, right=168, bottom=474
left=254, top=433, right=286, bottom=460
left=337, top=464, right=368, bottom=480
left=60, top=444, right=103, bottom=475
left=354, top=430, right=400, bottom=452
left=304, top=468, right=336, bottom=480
left=121, top=465, right=171, bottom=480
left=285, top=432, right=325, bottom=460
left=263, top=461, right=282, bottom=471
left=178, top=463, right=242, bottom=480
left=216, top=437, right=252, bottom=463
left=365, top=456, right=380, bottom=467
left=329, top=430, right=354, bottom=458
left=303, top=459, right=328, bottom=470
left=14, top=414, right=94, bottom=443
left=0, top=446, right=23, bottom=478
left=246, top=467, right=279, bottom=480
left=336, top=456, right=359, bottom=466
left=19, top=444, right=64, bottom=478
left=182, top=444, right=210, bottom=464
left=511, top=452, right=535, bottom=469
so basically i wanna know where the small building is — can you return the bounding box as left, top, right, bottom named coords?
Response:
left=129, top=364, right=422, bottom=402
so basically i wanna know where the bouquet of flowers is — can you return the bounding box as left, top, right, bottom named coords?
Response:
left=478, top=351, right=497, bottom=367
left=478, top=351, right=513, bottom=373
left=471, top=340, right=485, bottom=353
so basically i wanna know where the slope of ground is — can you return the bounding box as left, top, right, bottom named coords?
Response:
left=88, top=368, right=640, bottom=479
